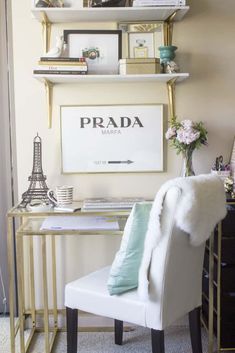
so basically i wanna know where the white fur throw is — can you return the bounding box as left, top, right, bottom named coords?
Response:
left=138, top=174, right=227, bottom=300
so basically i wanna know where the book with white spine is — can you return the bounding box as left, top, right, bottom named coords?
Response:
left=35, top=65, right=88, bottom=71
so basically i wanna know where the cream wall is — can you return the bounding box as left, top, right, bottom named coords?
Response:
left=11, top=0, right=235, bottom=308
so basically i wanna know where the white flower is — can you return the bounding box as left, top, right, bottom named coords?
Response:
left=176, top=128, right=200, bottom=145
left=224, top=177, right=233, bottom=186
left=181, top=119, right=194, bottom=129
left=165, top=127, right=176, bottom=140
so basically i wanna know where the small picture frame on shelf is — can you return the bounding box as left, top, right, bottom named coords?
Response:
left=60, top=104, right=164, bottom=173
left=63, top=30, right=122, bottom=74
left=118, top=22, right=164, bottom=59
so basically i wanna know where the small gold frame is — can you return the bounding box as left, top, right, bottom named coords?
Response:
left=118, top=21, right=164, bottom=59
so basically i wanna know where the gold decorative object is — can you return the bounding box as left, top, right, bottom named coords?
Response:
left=119, top=58, right=161, bottom=75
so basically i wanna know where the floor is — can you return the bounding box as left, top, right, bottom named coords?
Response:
left=0, top=317, right=213, bottom=353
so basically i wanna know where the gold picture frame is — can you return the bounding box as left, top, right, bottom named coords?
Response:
left=118, top=21, right=164, bottom=59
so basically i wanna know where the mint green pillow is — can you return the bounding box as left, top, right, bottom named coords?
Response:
left=107, top=202, right=152, bottom=295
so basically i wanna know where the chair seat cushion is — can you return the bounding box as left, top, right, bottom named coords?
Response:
left=65, top=266, right=147, bottom=327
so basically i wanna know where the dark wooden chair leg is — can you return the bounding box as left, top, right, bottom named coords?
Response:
left=151, top=329, right=165, bottom=353
left=189, top=307, right=203, bottom=353
left=66, top=307, right=78, bottom=353
left=114, top=319, right=123, bottom=345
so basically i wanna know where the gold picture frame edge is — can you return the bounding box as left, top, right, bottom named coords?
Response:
left=118, top=21, right=164, bottom=60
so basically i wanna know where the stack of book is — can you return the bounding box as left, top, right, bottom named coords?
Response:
left=132, top=0, right=185, bottom=6
left=33, top=57, right=88, bottom=75
left=82, top=197, right=146, bottom=211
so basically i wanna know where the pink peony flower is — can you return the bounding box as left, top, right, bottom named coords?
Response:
left=176, top=128, right=200, bottom=145
left=165, top=127, right=177, bottom=140
left=181, top=119, right=194, bottom=129
left=165, top=118, right=207, bottom=156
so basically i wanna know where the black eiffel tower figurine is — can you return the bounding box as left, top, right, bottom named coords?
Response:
left=19, top=134, right=50, bottom=208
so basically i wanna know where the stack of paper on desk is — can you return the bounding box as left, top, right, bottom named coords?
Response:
left=82, top=197, right=145, bottom=210
left=40, top=216, right=119, bottom=231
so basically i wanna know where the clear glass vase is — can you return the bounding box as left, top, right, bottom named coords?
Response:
left=181, top=149, right=195, bottom=177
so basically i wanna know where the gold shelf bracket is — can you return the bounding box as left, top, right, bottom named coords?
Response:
left=167, top=78, right=177, bottom=123
left=44, top=79, right=54, bottom=129
left=40, top=12, right=51, bottom=54
left=164, top=10, right=178, bottom=46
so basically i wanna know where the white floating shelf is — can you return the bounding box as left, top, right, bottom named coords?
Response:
left=34, top=73, right=189, bottom=84
left=31, top=6, right=189, bottom=23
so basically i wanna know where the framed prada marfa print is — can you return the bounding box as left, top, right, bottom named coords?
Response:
left=60, top=104, right=163, bottom=173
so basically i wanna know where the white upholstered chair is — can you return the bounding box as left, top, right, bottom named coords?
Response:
left=65, top=185, right=209, bottom=353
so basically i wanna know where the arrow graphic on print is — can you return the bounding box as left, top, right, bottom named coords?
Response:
left=108, top=160, right=134, bottom=164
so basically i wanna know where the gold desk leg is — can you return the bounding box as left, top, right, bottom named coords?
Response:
left=16, top=232, right=25, bottom=353
left=29, top=237, right=36, bottom=327
left=167, top=78, right=177, bottom=122
left=208, top=232, right=214, bottom=353
left=42, top=236, right=50, bottom=353
left=44, top=79, right=54, bottom=129
left=51, top=236, right=58, bottom=330
left=217, top=223, right=222, bottom=352
left=7, top=217, right=15, bottom=353
left=20, top=218, right=25, bottom=330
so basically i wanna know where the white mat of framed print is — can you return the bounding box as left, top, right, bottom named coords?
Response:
left=63, top=30, right=122, bottom=74
left=60, top=104, right=163, bottom=173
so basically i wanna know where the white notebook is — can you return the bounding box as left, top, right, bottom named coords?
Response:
left=40, top=216, right=119, bottom=231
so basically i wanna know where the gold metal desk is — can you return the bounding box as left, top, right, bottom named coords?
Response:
left=7, top=204, right=130, bottom=353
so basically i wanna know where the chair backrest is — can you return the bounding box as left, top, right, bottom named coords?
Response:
left=145, top=186, right=206, bottom=330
